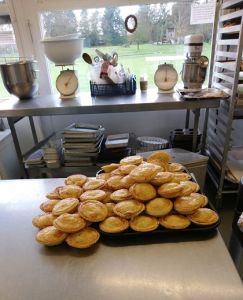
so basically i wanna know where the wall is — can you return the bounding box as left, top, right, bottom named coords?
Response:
left=40, top=109, right=203, bottom=141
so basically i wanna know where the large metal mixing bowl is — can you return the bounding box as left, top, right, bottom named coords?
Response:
left=0, top=60, right=39, bottom=99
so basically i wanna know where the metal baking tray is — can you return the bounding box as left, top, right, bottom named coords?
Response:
left=100, top=200, right=220, bottom=241
left=98, top=171, right=220, bottom=240
left=176, top=88, right=229, bottom=100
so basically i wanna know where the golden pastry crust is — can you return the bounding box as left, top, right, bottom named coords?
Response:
left=105, top=202, right=116, bottom=217
left=53, top=213, right=86, bottom=233
left=170, top=172, right=191, bottom=183
left=130, top=215, right=159, bottom=232
left=32, top=213, right=57, bottom=229
left=101, top=163, right=120, bottom=173
left=174, top=194, right=204, bottom=215
left=180, top=181, right=200, bottom=193
left=58, top=185, right=83, bottom=199
left=157, top=182, right=184, bottom=198
left=107, top=175, right=124, bottom=190
left=159, top=214, right=191, bottom=229
left=110, top=189, right=132, bottom=202
left=52, top=198, right=79, bottom=216
left=110, top=168, right=123, bottom=176
left=66, top=227, right=100, bottom=248
left=151, top=172, right=173, bottom=186
left=99, top=216, right=129, bottom=233
left=146, top=159, right=169, bottom=171
left=145, top=198, right=173, bottom=217
left=179, top=181, right=197, bottom=196
left=96, top=172, right=112, bottom=181
left=113, top=200, right=145, bottom=219
left=130, top=183, right=157, bottom=201
left=40, top=199, right=59, bottom=213
left=120, top=175, right=136, bottom=189
left=168, top=163, right=185, bottom=172
left=36, top=226, right=67, bottom=246
left=80, top=190, right=107, bottom=202
left=147, top=151, right=171, bottom=163
left=188, top=208, right=219, bottom=226
left=119, top=164, right=137, bottom=175
left=65, top=174, right=87, bottom=187
left=78, top=200, right=108, bottom=222
left=83, top=179, right=106, bottom=191
left=101, top=190, right=113, bottom=203
left=198, top=194, right=208, bottom=207
left=120, top=155, right=143, bottom=165
left=130, top=163, right=161, bottom=182
left=46, top=186, right=62, bottom=200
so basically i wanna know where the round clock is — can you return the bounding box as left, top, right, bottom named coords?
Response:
left=56, top=69, right=79, bottom=98
left=154, top=63, right=178, bottom=93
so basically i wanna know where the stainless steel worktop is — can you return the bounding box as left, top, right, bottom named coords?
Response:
left=0, top=179, right=242, bottom=300
left=0, top=89, right=220, bottom=117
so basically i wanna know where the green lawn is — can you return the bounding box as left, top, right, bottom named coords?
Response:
left=0, top=43, right=211, bottom=97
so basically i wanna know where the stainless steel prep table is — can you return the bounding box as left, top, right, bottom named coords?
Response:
left=0, top=178, right=242, bottom=300
left=0, top=90, right=221, bottom=177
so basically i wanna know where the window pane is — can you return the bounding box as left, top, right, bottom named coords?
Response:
left=0, top=17, right=19, bottom=98
left=39, top=3, right=212, bottom=94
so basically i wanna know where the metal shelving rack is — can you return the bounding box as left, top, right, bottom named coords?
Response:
left=207, top=0, right=243, bottom=208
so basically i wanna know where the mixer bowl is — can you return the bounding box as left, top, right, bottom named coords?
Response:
left=0, top=60, right=39, bottom=99
left=41, top=36, right=84, bottom=65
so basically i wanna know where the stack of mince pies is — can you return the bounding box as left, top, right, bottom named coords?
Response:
left=32, top=151, right=219, bottom=249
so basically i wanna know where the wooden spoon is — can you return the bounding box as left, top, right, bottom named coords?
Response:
left=82, top=53, right=93, bottom=65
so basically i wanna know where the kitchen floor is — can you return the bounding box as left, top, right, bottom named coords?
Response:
left=204, top=175, right=243, bottom=280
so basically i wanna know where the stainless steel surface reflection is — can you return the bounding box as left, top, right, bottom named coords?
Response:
left=0, top=90, right=220, bottom=117
left=0, top=60, right=39, bottom=99
left=0, top=179, right=243, bottom=300
left=181, top=62, right=207, bottom=90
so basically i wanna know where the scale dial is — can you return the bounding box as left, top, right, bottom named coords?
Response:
left=154, top=63, right=178, bottom=92
left=56, top=70, right=78, bottom=96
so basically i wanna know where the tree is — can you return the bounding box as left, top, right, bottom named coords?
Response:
left=132, top=5, right=151, bottom=44
left=171, top=1, right=193, bottom=43
left=79, top=10, right=90, bottom=38
left=101, top=7, right=127, bottom=45
left=131, top=4, right=170, bottom=44
left=89, top=10, right=101, bottom=46
left=42, top=10, right=78, bottom=37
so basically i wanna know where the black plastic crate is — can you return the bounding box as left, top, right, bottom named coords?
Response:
left=90, top=76, right=136, bottom=97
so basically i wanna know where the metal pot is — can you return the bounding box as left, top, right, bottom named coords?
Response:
left=0, top=60, right=39, bottom=99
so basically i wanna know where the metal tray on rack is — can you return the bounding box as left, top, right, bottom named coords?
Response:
left=176, top=88, right=229, bottom=100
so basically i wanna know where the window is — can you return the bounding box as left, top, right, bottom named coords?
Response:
left=39, top=2, right=213, bottom=94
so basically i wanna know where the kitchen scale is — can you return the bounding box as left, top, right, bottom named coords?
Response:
left=41, top=35, right=84, bottom=99
left=154, top=63, right=178, bottom=93
left=56, top=65, right=79, bottom=99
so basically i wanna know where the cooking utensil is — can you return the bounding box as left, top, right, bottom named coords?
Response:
left=82, top=53, right=93, bottom=65
left=0, top=60, right=39, bottom=99
left=110, top=52, right=118, bottom=66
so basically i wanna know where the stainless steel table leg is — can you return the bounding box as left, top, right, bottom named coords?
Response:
left=29, top=116, right=38, bottom=144
left=185, top=109, right=190, bottom=129
left=192, top=109, right=200, bottom=152
left=7, top=117, right=29, bottom=178
left=201, top=108, right=209, bottom=154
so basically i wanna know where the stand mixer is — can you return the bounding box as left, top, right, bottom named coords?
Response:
left=181, top=34, right=209, bottom=90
